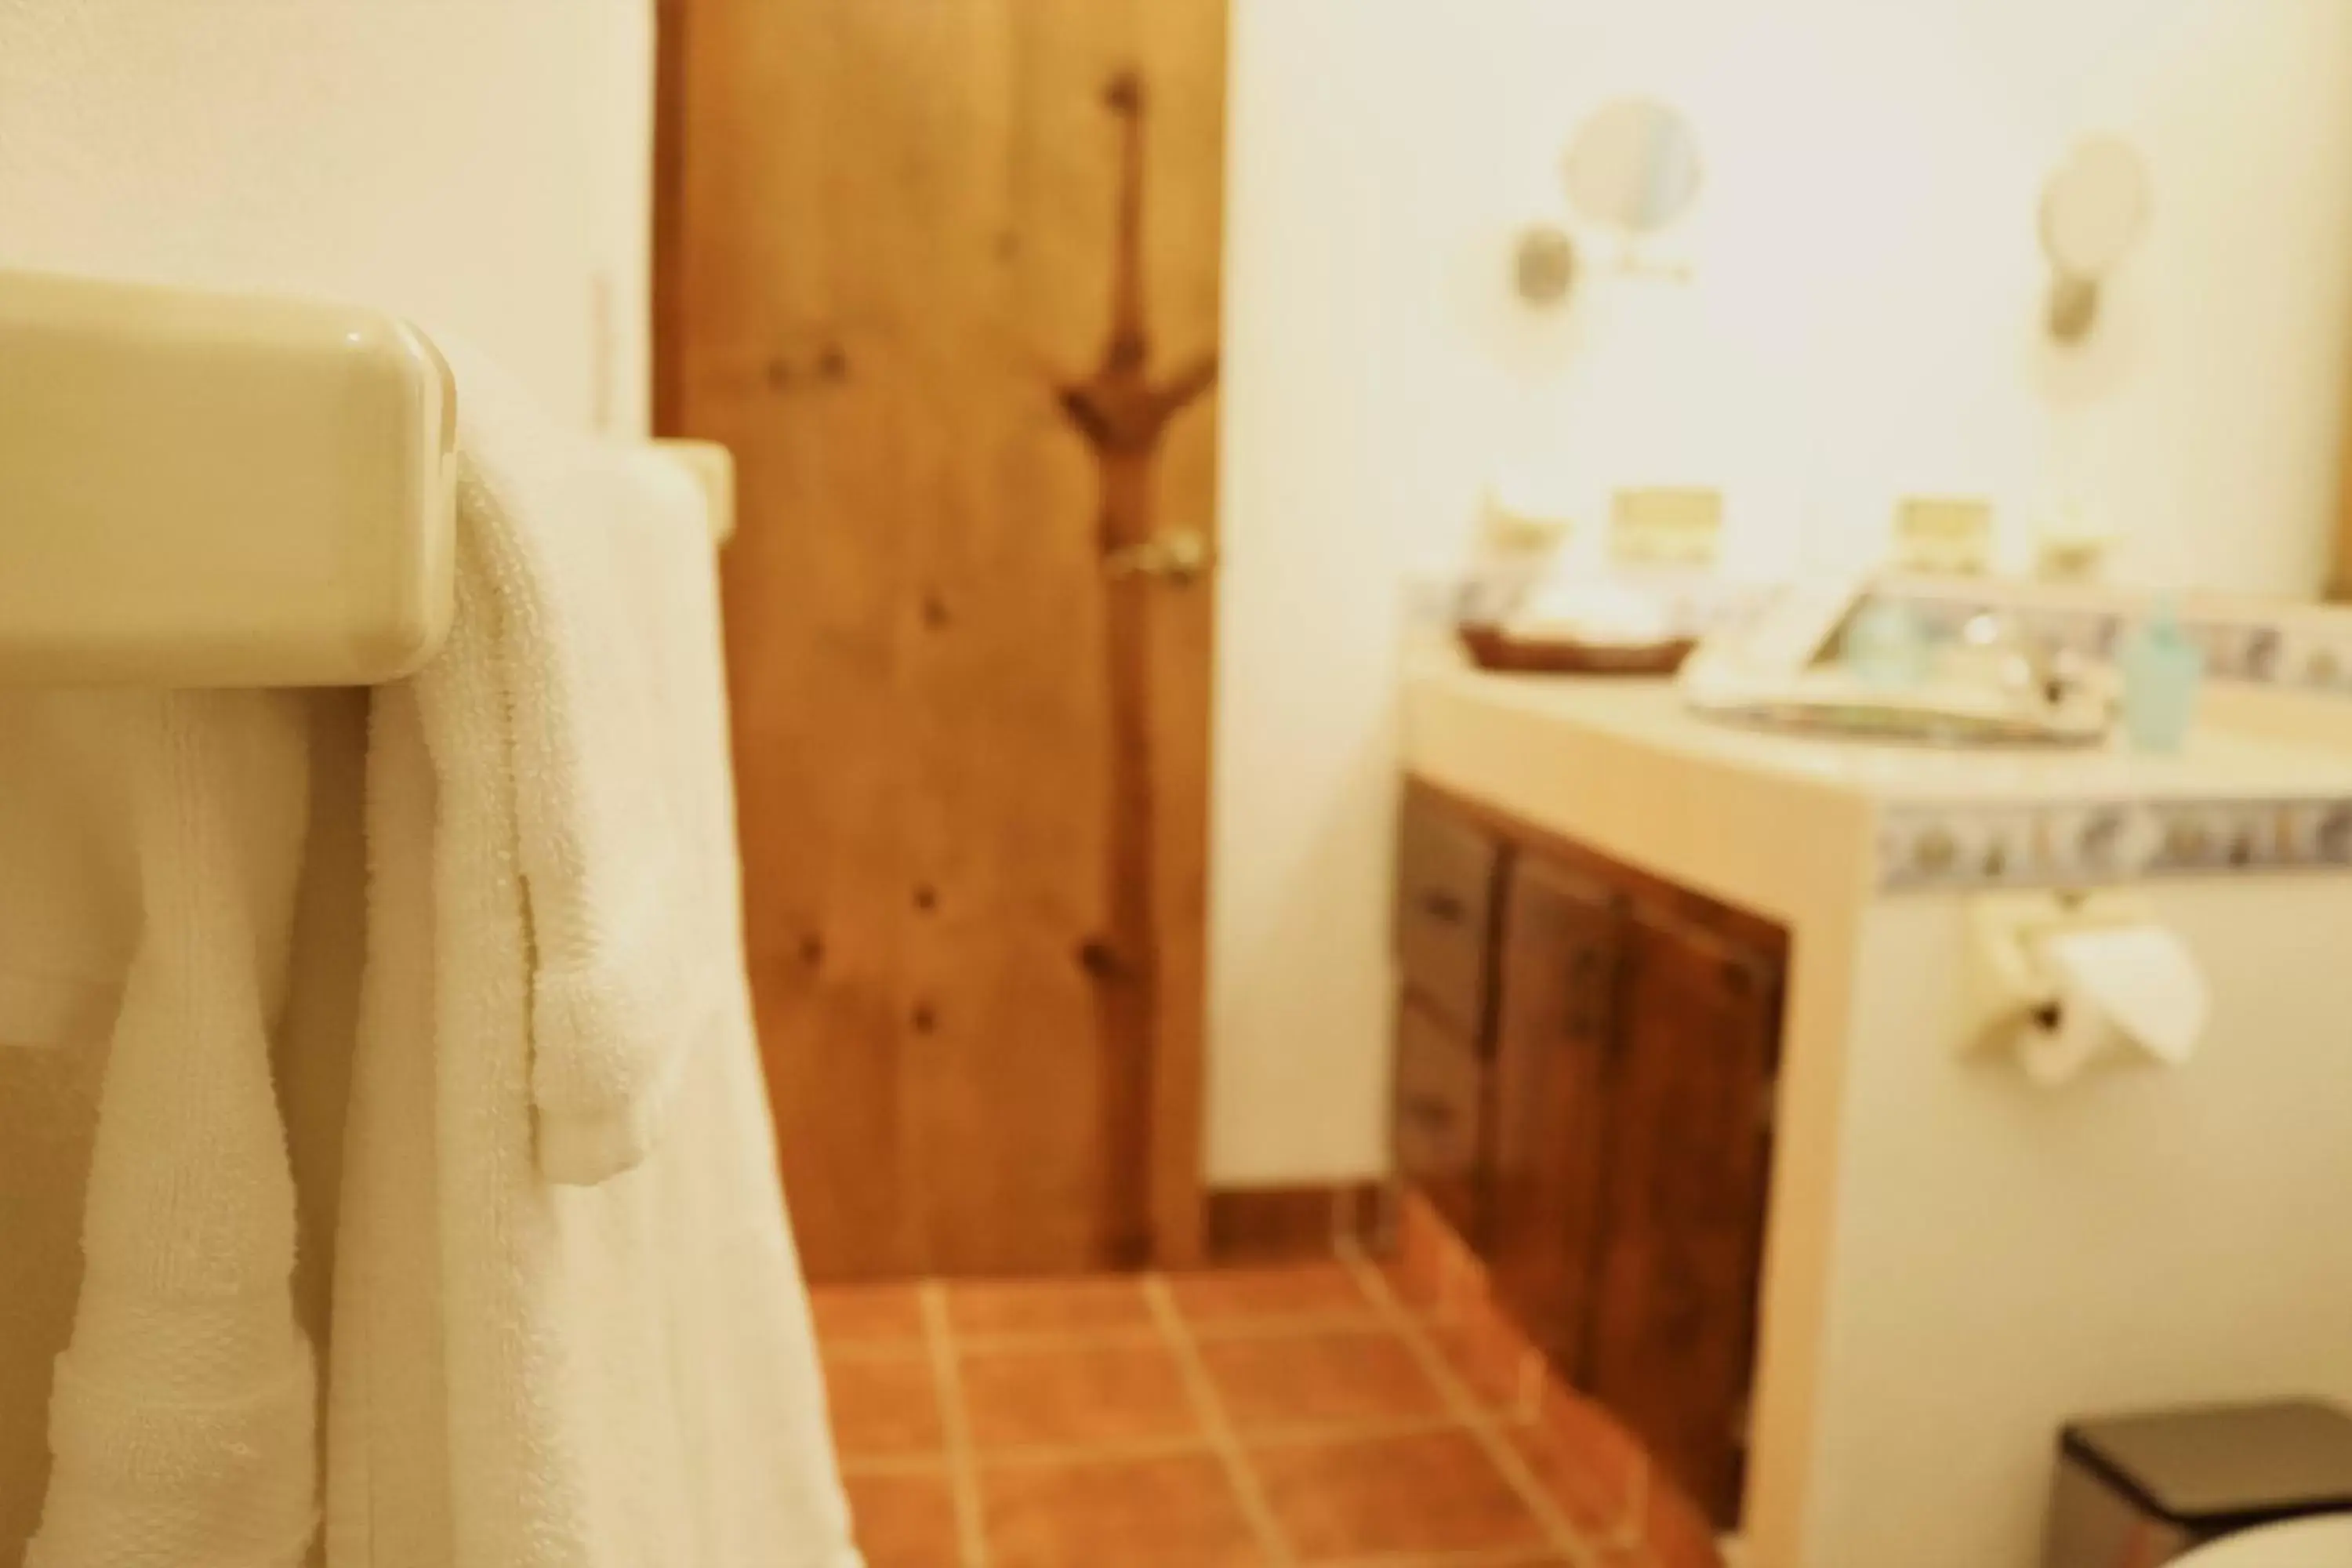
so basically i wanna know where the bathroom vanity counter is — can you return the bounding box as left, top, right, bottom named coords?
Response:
left=1405, top=660, right=2352, bottom=916
left=1396, top=654, right=2352, bottom=1568
left=1407, top=662, right=2352, bottom=800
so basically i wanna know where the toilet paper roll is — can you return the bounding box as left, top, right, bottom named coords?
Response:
left=2018, top=924, right=2210, bottom=1087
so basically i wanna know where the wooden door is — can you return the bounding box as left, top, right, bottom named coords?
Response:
left=1487, top=856, right=1624, bottom=1368
left=1582, top=905, right=1782, bottom=1528
left=655, top=0, right=1227, bottom=1278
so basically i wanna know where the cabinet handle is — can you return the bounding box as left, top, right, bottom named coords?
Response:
left=1417, top=888, right=1468, bottom=925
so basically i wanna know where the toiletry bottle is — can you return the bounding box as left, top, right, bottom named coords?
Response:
left=2117, top=600, right=2202, bottom=753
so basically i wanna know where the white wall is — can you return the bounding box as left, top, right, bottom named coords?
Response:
left=0, top=0, right=653, bottom=435
left=1813, top=880, right=2352, bottom=1567
left=1208, top=0, right=2352, bottom=1185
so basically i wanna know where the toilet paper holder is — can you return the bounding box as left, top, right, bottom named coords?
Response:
left=1965, top=889, right=2148, bottom=1051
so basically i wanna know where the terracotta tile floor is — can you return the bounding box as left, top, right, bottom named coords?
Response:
left=814, top=1252, right=1728, bottom=1568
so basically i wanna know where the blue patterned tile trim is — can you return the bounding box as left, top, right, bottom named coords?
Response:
left=1878, top=795, right=2352, bottom=891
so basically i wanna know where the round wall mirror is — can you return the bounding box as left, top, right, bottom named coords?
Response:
left=2040, top=135, right=2151, bottom=343
left=1564, top=99, right=1704, bottom=235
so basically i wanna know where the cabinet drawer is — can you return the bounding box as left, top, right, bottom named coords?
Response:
left=1394, top=998, right=1488, bottom=1244
left=1396, top=790, right=1504, bottom=1037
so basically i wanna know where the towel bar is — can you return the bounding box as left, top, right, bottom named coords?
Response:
left=0, top=270, right=732, bottom=688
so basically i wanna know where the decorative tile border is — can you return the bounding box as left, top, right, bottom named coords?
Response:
left=1868, top=582, right=2352, bottom=888
left=1877, top=795, right=2352, bottom=891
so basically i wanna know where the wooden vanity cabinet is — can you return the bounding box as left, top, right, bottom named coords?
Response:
left=1395, top=782, right=1785, bottom=1530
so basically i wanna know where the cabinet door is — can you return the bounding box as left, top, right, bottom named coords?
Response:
left=1583, top=906, right=1781, bottom=1529
left=1392, top=996, right=1490, bottom=1243
left=1488, top=856, right=1624, bottom=1366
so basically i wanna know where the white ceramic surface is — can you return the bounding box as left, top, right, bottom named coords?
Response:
left=0, top=269, right=456, bottom=685
left=652, top=439, right=736, bottom=545
left=0, top=274, right=739, bottom=688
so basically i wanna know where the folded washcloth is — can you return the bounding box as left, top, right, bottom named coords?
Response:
left=448, top=354, right=742, bottom=1185
left=328, top=348, right=860, bottom=1568
left=25, top=691, right=317, bottom=1568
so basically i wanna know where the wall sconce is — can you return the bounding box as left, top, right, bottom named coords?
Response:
left=1514, top=224, right=1577, bottom=306
left=2039, top=135, right=2151, bottom=345
left=1512, top=97, right=1704, bottom=308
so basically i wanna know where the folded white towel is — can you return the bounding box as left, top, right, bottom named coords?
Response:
left=25, top=691, right=318, bottom=1568
left=454, top=364, right=745, bottom=1184
left=329, top=350, right=859, bottom=1568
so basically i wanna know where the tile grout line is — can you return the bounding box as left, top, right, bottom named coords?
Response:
left=822, top=1308, right=1399, bottom=1360
left=1399, top=1203, right=1647, bottom=1555
left=837, top=1453, right=956, bottom=1479
left=837, top=1410, right=1537, bottom=1477
left=920, top=1282, right=992, bottom=1568
left=1143, top=1275, right=1301, bottom=1568
left=1313, top=1549, right=1580, bottom=1568
left=1623, top=1451, right=1653, bottom=1556
left=1340, top=1244, right=1607, bottom=1568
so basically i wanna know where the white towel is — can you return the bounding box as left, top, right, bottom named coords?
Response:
left=24, top=691, right=318, bottom=1568
left=328, top=350, right=859, bottom=1568
left=460, top=372, right=744, bottom=1185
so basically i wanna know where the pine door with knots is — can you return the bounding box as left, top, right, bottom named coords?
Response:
left=656, top=0, right=1228, bottom=1279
